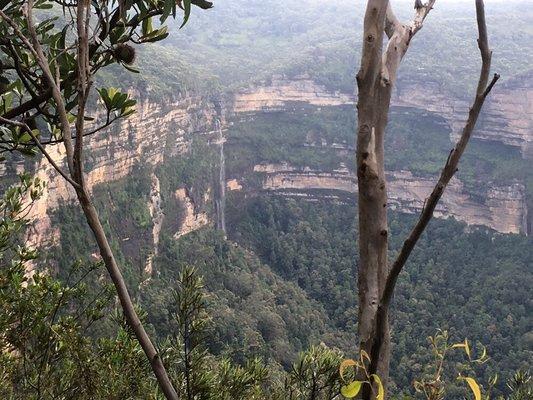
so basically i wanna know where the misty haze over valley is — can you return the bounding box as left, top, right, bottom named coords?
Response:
left=0, top=0, right=531, bottom=399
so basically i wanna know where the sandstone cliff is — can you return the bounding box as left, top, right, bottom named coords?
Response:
left=232, top=74, right=533, bottom=159
left=7, top=73, right=531, bottom=254
left=23, top=94, right=217, bottom=251
left=228, top=75, right=530, bottom=234
left=238, top=163, right=527, bottom=235
left=394, top=72, right=533, bottom=158
left=232, top=74, right=353, bottom=112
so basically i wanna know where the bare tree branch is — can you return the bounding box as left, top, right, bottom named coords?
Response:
left=0, top=116, right=80, bottom=189
left=16, top=3, right=181, bottom=398
left=383, top=0, right=496, bottom=318
left=381, top=0, right=437, bottom=87
left=356, top=6, right=439, bottom=394
left=369, top=0, right=499, bottom=383
left=73, top=1, right=90, bottom=184
left=0, top=8, right=40, bottom=59
left=411, top=0, right=437, bottom=35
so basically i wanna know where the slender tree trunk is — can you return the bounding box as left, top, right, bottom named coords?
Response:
left=355, top=1, right=496, bottom=399
left=355, top=2, right=393, bottom=393
left=76, top=188, right=179, bottom=400
left=18, top=2, right=181, bottom=397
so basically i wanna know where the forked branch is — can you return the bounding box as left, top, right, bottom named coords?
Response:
left=411, top=0, right=437, bottom=35
left=372, top=0, right=499, bottom=366
left=0, top=116, right=80, bottom=189
left=380, top=0, right=437, bottom=87
left=8, top=3, right=181, bottom=398
left=382, top=0, right=497, bottom=311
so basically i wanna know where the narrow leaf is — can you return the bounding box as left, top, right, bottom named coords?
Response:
left=341, top=381, right=363, bottom=399
left=458, top=377, right=481, bottom=400
left=339, top=359, right=357, bottom=381
left=180, top=0, right=192, bottom=29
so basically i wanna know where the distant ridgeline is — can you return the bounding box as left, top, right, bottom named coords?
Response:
left=170, top=0, right=533, bottom=94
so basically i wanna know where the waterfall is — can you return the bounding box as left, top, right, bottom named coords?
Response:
left=215, top=119, right=226, bottom=235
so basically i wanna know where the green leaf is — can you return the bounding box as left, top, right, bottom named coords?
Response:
left=109, top=26, right=126, bottom=44
left=122, top=63, right=140, bottom=73
left=121, top=107, right=136, bottom=118
left=34, top=2, right=53, bottom=9
left=140, top=27, right=169, bottom=43
left=180, top=0, right=192, bottom=29
left=341, top=381, right=363, bottom=398
left=97, top=88, right=111, bottom=109
left=19, top=132, right=32, bottom=143
left=19, top=147, right=37, bottom=156
left=107, top=87, right=118, bottom=100
left=371, top=374, right=385, bottom=400
left=161, top=0, right=176, bottom=22
left=142, top=16, right=153, bottom=36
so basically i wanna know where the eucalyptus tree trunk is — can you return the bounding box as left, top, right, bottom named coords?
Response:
left=355, top=2, right=392, bottom=384
left=354, top=1, right=498, bottom=398
left=18, top=2, right=180, bottom=399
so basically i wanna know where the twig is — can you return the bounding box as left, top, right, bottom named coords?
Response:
left=24, top=0, right=77, bottom=178
left=0, top=116, right=80, bottom=189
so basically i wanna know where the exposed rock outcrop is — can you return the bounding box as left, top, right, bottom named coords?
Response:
left=232, top=75, right=353, bottom=112
left=144, top=173, right=163, bottom=278
left=174, top=188, right=209, bottom=238
left=394, top=72, right=533, bottom=158
left=251, top=163, right=527, bottom=235
left=9, top=73, right=531, bottom=255
left=21, top=94, right=218, bottom=252
left=232, top=75, right=533, bottom=158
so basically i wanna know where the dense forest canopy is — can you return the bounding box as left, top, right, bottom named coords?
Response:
left=78, top=0, right=533, bottom=99
left=0, top=0, right=531, bottom=399
left=166, top=0, right=532, bottom=94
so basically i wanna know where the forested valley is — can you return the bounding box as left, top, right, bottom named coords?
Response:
left=0, top=0, right=531, bottom=399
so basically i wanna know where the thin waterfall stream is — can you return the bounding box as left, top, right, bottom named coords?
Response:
left=215, top=119, right=226, bottom=235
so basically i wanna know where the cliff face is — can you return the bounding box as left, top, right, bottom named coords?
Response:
left=481, top=71, right=533, bottom=159
left=228, top=76, right=530, bottom=234
left=24, top=94, right=217, bottom=251
left=174, top=188, right=209, bottom=238
left=238, top=163, right=527, bottom=235
left=232, top=75, right=354, bottom=112
left=232, top=75, right=533, bottom=159
left=10, top=73, right=531, bottom=253
left=394, top=73, right=533, bottom=158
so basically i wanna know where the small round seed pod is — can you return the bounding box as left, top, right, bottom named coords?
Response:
left=113, top=44, right=136, bottom=65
